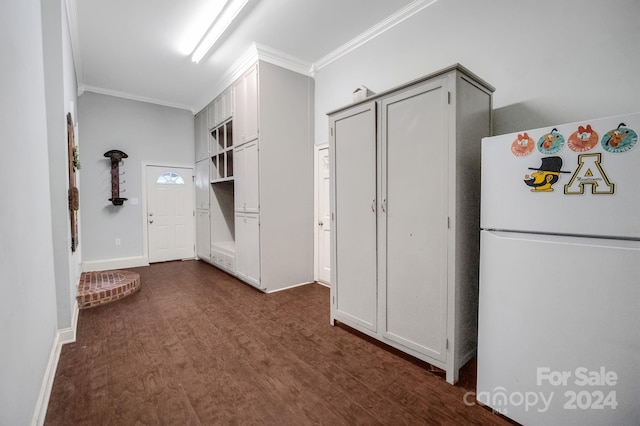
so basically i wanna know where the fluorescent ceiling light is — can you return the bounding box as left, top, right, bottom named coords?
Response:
left=178, top=1, right=227, bottom=56
left=191, top=0, right=252, bottom=63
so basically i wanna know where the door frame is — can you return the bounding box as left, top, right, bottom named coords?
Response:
left=314, top=142, right=330, bottom=287
left=141, top=161, right=196, bottom=263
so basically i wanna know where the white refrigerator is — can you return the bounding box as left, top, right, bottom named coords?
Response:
left=477, top=112, right=640, bottom=425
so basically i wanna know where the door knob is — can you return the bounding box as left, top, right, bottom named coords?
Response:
left=149, top=220, right=154, bottom=224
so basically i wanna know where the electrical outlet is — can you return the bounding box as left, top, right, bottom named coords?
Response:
left=115, top=238, right=121, bottom=246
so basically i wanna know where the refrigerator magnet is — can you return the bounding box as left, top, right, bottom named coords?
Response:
left=524, top=156, right=571, bottom=192
left=568, top=124, right=599, bottom=152
left=511, top=132, right=535, bottom=156
left=601, top=122, right=638, bottom=153
left=538, top=128, right=566, bottom=155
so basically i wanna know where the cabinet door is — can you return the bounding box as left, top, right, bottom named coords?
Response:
left=233, top=65, right=258, bottom=144
left=330, top=101, right=377, bottom=332
left=380, top=78, right=449, bottom=362
left=196, top=210, right=210, bottom=261
left=194, top=111, right=208, bottom=162
left=233, top=140, right=259, bottom=213
left=243, top=140, right=259, bottom=212
left=233, top=77, right=246, bottom=143
left=223, top=88, right=233, bottom=121
left=195, top=159, right=210, bottom=209
left=244, top=64, right=259, bottom=142
left=214, top=95, right=223, bottom=127
left=207, top=101, right=215, bottom=130
left=235, top=213, right=260, bottom=288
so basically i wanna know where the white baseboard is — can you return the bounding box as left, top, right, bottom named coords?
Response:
left=316, top=281, right=331, bottom=289
left=58, top=301, right=79, bottom=344
left=265, top=280, right=314, bottom=294
left=82, top=255, right=149, bottom=272
left=32, top=301, right=79, bottom=426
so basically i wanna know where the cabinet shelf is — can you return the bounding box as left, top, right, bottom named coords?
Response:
left=210, top=119, right=234, bottom=182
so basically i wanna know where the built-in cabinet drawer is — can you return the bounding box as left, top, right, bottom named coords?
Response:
left=211, top=248, right=235, bottom=274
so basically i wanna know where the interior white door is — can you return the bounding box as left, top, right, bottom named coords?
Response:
left=317, top=146, right=331, bottom=284
left=381, top=79, right=449, bottom=362
left=147, top=166, right=195, bottom=263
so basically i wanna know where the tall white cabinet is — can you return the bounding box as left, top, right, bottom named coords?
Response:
left=329, top=64, right=494, bottom=384
left=231, top=61, right=314, bottom=292
left=195, top=59, right=314, bottom=293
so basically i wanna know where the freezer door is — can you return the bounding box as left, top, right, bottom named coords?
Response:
left=481, top=112, right=640, bottom=239
left=477, top=230, right=640, bottom=426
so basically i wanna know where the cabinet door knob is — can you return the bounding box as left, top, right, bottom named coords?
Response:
left=149, top=220, right=154, bottom=224
left=318, top=221, right=324, bottom=226
left=371, top=198, right=376, bottom=212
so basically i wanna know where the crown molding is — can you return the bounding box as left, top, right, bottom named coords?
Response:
left=64, top=0, right=84, bottom=92
left=83, top=85, right=193, bottom=111
left=313, top=0, right=439, bottom=73
left=254, top=43, right=313, bottom=76
left=195, top=42, right=313, bottom=113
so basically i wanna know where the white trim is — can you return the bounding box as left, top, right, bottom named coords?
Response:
left=313, top=0, right=439, bottom=72
left=83, top=85, right=193, bottom=112
left=264, top=280, right=314, bottom=294
left=32, top=334, right=61, bottom=426
left=194, top=42, right=313, bottom=113
left=82, top=255, right=149, bottom=272
left=253, top=43, right=313, bottom=77
left=58, top=301, right=79, bottom=344
left=64, top=0, right=84, bottom=94
left=31, top=301, right=79, bottom=426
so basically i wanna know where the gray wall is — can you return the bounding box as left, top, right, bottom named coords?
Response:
left=0, top=1, right=59, bottom=424
left=314, top=0, right=640, bottom=142
left=78, top=92, right=194, bottom=265
left=42, top=0, right=80, bottom=331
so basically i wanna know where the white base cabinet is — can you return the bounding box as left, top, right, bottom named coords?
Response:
left=196, top=209, right=210, bottom=261
left=329, top=64, right=494, bottom=384
left=234, top=213, right=260, bottom=288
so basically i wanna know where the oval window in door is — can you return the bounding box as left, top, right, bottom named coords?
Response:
left=156, top=172, right=185, bottom=185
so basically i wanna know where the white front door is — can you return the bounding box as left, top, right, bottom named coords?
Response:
left=146, top=166, right=195, bottom=263
left=317, top=146, right=331, bottom=284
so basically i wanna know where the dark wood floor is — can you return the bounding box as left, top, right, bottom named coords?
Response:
left=46, top=260, right=511, bottom=425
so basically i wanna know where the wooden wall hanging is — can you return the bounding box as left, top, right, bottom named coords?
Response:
left=104, top=150, right=128, bottom=206
left=67, top=112, right=79, bottom=252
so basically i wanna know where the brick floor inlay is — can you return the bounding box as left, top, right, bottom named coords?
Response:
left=77, top=270, right=141, bottom=309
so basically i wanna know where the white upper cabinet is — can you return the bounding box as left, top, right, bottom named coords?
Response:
left=233, top=64, right=259, bottom=145
left=194, top=110, right=209, bottom=162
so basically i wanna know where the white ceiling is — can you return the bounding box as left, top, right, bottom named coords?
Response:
left=71, top=0, right=417, bottom=112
